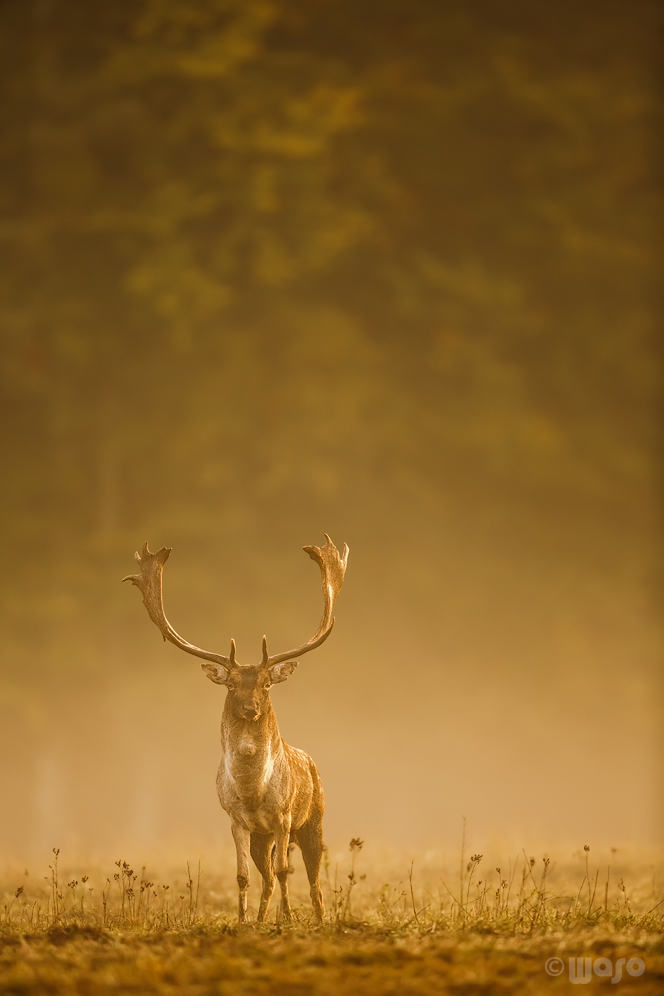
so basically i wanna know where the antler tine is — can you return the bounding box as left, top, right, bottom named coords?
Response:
left=123, top=542, right=233, bottom=669
left=265, top=534, right=349, bottom=667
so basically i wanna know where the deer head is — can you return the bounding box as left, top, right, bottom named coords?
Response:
left=123, top=535, right=349, bottom=721
left=200, top=651, right=299, bottom=721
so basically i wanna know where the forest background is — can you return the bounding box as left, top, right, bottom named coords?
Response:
left=0, top=0, right=660, bottom=856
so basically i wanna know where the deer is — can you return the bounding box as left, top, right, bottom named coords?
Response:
left=123, top=534, right=348, bottom=924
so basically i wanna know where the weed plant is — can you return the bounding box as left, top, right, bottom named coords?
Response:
left=1, top=837, right=663, bottom=994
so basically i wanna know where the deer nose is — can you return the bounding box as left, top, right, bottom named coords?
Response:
left=243, top=701, right=258, bottom=717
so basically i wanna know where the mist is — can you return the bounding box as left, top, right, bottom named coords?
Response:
left=0, top=0, right=660, bottom=860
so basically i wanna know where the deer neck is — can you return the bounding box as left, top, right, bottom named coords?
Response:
left=221, top=698, right=281, bottom=795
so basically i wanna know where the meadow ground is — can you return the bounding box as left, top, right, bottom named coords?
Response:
left=1, top=840, right=662, bottom=995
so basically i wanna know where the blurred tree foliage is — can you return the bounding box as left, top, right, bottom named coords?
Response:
left=0, top=0, right=659, bottom=683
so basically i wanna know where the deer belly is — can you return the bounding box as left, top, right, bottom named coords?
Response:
left=217, top=754, right=287, bottom=823
left=218, top=784, right=292, bottom=835
left=282, top=747, right=318, bottom=828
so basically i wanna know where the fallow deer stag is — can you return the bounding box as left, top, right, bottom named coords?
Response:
left=123, top=534, right=348, bottom=923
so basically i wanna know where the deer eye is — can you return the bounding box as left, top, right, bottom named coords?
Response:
left=264, top=682, right=272, bottom=690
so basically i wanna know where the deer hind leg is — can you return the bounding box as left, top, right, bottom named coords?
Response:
left=273, top=818, right=293, bottom=921
left=231, top=823, right=251, bottom=922
left=295, top=815, right=325, bottom=923
left=250, top=832, right=276, bottom=923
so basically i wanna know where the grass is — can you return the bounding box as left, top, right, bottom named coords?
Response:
left=1, top=837, right=663, bottom=994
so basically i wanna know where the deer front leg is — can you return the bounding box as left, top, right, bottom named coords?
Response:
left=250, top=833, right=276, bottom=923
left=273, top=816, right=292, bottom=922
left=231, top=823, right=251, bottom=922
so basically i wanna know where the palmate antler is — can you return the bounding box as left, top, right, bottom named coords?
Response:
left=123, top=543, right=235, bottom=668
left=262, top=534, right=349, bottom=666
left=123, top=535, right=349, bottom=668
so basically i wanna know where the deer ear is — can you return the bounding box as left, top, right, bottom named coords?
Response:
left=200, top=662, right=230, bottom=686
left=268, top=661, right=298, bottom=684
